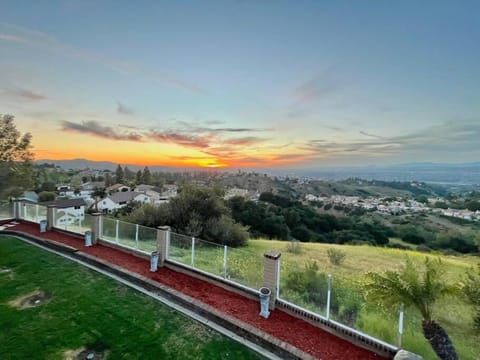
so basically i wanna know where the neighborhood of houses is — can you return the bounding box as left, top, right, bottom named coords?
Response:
left=17, top=182, right=180, bottom=226
left=305, top=194, right=480, bottom=221
left=17, top=176, right=261, bottom=227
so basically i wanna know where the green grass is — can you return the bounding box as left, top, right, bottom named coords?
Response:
left=0, top=236, right=262, bottom=360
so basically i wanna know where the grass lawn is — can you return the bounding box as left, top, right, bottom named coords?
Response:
left=0, top=235, right=262, bottom=360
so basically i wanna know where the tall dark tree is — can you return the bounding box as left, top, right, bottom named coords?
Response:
left=0, top=114, right=34, bottom=197
left=124, top=166, right=135, bottom=181
left=365, top=258, right=458, bottom=360
left=142, top=166, right=152, bottom=184
left=105, top=172, right=113, bottom=187
left=136, top=170, right=143, bottom=184
left=115, top=164, right=124, bottom=183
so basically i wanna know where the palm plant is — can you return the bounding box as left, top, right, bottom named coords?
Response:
left=364, top=257, right=458, bottom=360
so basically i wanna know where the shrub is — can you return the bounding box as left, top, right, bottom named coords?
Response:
left=286, top=240, right=303, bottom=254
left=327, top=248, right=347, bottom=266
left=416, top=244, right=432, bottom=252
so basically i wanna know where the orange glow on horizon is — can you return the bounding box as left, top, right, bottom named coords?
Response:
left=31, top=132, right=313, bottom=169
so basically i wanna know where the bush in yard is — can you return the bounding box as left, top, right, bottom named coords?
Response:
left=286, top=240, right=303, bottom=254
left=327, top=248, right=347, bottom=266
left=285, top=261, right=330, bottom=307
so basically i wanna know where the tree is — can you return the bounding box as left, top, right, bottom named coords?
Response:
left=365, top=258, right=458, bottom=360
left=0, top=114, right=34, bottom=197
left=105, top=172, right=113, bottom=187
left=38, top=191, right=56, bottom=202
left=70, top=175, right=82, bottom=192
left=115, top=165, right=124, bottom=183
left=135, top=170, right=143, bottom=184
left=142, top=166, right=151, bottom=184
left=124, top=166, right=135, bottom=182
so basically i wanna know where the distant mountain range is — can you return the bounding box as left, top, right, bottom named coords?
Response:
left=36, top=159, right=186, bottom=172
left=36, top=159, right=480, bottom=185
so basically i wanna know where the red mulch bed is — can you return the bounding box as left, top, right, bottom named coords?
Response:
left=5, top=222, right=384, bottom=360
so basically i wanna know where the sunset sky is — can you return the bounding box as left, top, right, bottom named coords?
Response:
left=0, top=1, right=479, bottom=169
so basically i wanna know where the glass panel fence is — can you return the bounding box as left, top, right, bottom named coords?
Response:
left=137, top=225, right=157, bottom=253
left=54, top=208, right=83, bottom=233
left=278, top=255, right=328, bottom=316
left=278, top=253, right=400, bottom=347
left=116, top=220, right=137, bottom=249
left=23, top=203, right=39, bottom=223
left=168, top=232, right=192, bottom=266
left=101, top=217, right=117, bottom=243
left=193, top=238, right=225, bottom=278
left=226, top=246, right=263, bottom=290
left=37, top=205, right=47, bottom=222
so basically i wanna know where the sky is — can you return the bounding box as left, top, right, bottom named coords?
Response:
left=0, top=1, right=479, bottom=169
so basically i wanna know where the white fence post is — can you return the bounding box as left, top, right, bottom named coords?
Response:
left=135, top=224, right=139, bottom=249
left=115, top=220, right=119, bottom=243
left=398, top=303, right=404, bottom=348
left=223, top=245, right=227, bottom=278
left=326, top=274, right=332, bottom=320
left=191, top=237, right=195, bottom=267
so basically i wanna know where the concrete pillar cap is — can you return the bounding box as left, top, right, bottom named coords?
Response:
left=264, top=251, right=281, bottom=260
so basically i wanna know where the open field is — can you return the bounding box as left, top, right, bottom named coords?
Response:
left=0, top=236, right=261, bottom=360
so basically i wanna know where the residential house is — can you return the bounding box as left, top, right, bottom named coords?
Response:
left=82, top=181, right=106, bottom=192
left=96, top=191, right=150, bottom=213
left=134, top=184, right=165, bottom=204
left=106, top=183, right=130, bottom=194
left=224, top=187, right=249, bottom=200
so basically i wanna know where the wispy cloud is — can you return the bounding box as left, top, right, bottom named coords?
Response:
left=0, top=22, right=206, bottom=93
left=359, top=131, right=387, bottom=139
left=222, top=136, right=267, bottom=146
left=117, top=102, right=134, bottom=115
left=292, top=67, right=340, bottom=104
left=61, top=120, right=143, bottom=141
left=148, top=131, right=212, bottom=149
left=6, top=87, right=47, bottom=101
left=0, top=33, right=25, bottom=43
left=303, top=121, right=480, bottom=158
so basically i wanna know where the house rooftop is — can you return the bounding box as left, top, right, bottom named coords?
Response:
left=109, top=191, right=143, bottom=204
left=41, top=198, right=86, bottom=208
